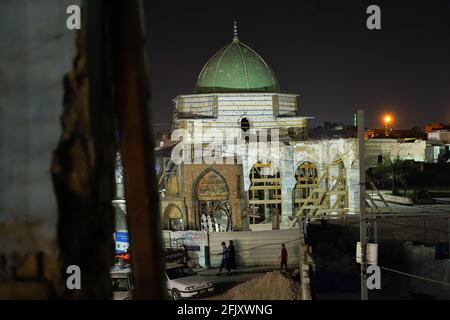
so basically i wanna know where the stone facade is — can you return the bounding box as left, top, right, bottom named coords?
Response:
left=160, top=163, right=247, bottom=231
left=158, top=35, right=360, bottom=232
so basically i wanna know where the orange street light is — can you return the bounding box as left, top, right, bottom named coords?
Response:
left=383, top=114, right=393, bottom=136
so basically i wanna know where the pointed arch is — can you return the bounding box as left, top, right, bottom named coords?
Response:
left=193, top=168, right=232, bottom=232
left=163, top=204, right=184, bottom=231
left=248, top=162, right=282, bottom=223
left=294, top=161, right=319, bottom=211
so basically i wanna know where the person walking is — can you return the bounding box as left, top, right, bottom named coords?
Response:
left=280, top=243, right=288, bottom=273
left=217, top=241, right=230, bottom=275
left=228, top=240, right=236, bottom=271
left=180, top=244, right=188, bottom=266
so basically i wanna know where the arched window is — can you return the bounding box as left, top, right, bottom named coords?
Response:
left=195, top=170, right=232, bottom=232
left=332, top=160, right=348, bottom=211
left=163, top=205, right=184, bottom=231
left=248, top=162, right=282, bottom=223
left=292, top=160, right=349, bottom=218
left=294, top=162, right=319, bottom=211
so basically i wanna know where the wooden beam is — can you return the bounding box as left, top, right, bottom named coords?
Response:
left=249, top=199, right=282, bottom=204
left=249, top=185, right=282, bottom=190
left=112, top=0, right=164, bottom=299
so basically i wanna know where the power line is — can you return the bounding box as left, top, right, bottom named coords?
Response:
left=165, top=228, right=450, bottom=289
left=309, top=259, right=450, bottom=288
left=380, top=266, right=450, bottom=287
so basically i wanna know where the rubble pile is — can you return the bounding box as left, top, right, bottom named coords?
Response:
left=224, top=272, right=299, bottom=300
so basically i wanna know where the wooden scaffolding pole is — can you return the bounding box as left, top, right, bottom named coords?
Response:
left=112, top=0, right=164, bottom=299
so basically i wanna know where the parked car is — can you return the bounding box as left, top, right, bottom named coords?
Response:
left=165, top=263, right=214, bottom=300
left=110, top=266, right=133, bottom=300
left=114, top=250, right=131, bottom=267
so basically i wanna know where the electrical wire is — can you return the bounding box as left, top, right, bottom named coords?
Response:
left=309, top=258, right=450, bottom=288
left=164, top=225, right=450, bottom=289
left=379, top=266, right=450, bottom=287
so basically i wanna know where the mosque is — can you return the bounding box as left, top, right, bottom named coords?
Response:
left=157, top=24, right=360, bottom=232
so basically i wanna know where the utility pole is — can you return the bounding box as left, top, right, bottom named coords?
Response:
left=358, top=109, right=368, bottom=300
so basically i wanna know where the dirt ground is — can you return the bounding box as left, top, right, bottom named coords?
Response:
left=214, top=271, right=300, bottom=300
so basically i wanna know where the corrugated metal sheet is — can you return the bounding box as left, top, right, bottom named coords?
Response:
left=209, top=230, right=300, bottom=267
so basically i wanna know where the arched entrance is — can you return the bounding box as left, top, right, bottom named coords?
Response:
left=330, top=159, right=348, bottom=211
left=292, top=159, right=349, bottom=218
left=163, top=204, right=184, bottom=231
left=294, top=162, right=319, bottom=212
left=248, top=162, right=282, bottom=223
left=195, top=170, right=232, bottom=232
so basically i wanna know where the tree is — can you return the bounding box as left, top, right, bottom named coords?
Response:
left=406, top=162, right=432, bottom=201
left=370, top=157, right=414, bottom=196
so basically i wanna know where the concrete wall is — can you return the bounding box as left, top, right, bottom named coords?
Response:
left=162, top=230, right=209, bottom=267
left=292, top=139, right=360, bottom=215
left=425, top=145, right=449, bottom=163
left=403, top=241, right=450, bottom=299
left=365, top=139, right=426, bottom=167
left=428, top=130, right=450, bottom=144
left=209, top=230, right=300, bottom=267
left=0, top=0, right=79, bottom=257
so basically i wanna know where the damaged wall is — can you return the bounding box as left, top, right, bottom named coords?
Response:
left=365, top=139, right=426, bottom=167
left=0, top=0, right=80, bottom=297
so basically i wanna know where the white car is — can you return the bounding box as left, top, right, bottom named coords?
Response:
left=165, top=263, right=214, bottom=300
left=110, top=266, right=133, bottom=300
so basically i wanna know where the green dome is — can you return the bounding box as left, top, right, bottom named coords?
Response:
left=195, top=36, right=280, bottom=94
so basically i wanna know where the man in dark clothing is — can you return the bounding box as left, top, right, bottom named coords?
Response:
left=228, top=240, right=236, bottom=271
left=217, top=241, right=230, bottom=275
left=280, top=243, right=288, bottom=273
left=180, top=244, right=188, bottom=266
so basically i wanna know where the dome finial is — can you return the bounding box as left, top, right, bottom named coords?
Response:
left=233, top=20, right=239, bottom=42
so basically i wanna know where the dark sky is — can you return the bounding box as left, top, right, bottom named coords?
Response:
left=144, top=0, right=450, bottom=130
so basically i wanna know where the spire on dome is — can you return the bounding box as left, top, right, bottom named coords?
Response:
left=233, top=21, right=239, bottom=42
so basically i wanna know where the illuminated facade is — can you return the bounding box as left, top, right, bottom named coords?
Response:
left=158, top=30, right=361, bottom=231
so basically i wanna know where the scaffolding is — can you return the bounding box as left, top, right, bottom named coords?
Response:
left=289, top=158, right=350, bottom=228
left=248, top=162, right=282, bottom=223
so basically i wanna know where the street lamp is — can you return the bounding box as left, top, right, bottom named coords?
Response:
left=384, top=114, right=392, bottom=136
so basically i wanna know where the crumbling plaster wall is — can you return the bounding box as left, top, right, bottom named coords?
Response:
left=291, top=139, right=360, bottom=217
left=0, top=0, right=80, bottom=296
left=365, top=139, right=426, bottom=167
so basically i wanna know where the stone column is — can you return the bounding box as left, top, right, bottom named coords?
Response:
left=347, top=160, right=360, bottom=214
left=280, top=147, right=296, bottom=228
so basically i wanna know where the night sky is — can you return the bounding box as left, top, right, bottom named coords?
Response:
left=144, top=0, right=450, bottom=131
